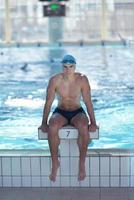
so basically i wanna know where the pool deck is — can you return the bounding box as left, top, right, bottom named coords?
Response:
left=0, top=187, right=134, bottom=200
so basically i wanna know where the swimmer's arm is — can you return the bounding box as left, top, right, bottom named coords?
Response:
left=41, top=77, right=56, bottom=125
left=81, top=76, right=97, bottom=125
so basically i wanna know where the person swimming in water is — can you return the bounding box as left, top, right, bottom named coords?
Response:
left=38, top=55, right=98, bottom=182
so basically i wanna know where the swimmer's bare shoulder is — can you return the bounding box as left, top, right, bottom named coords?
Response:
left=48, top=73, right=63, bottom=85
left=75, top=73, right=89, bottom=84
left=47, top=74, right=63, bottom=94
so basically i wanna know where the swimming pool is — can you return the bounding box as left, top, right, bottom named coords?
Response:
left=0, top=45, right=134, bottom=149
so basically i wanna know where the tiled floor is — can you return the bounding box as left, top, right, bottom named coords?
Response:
left=0, top=188, right=134, bottom=200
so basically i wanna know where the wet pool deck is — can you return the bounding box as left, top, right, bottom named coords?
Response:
left=0, top=187, right=134, bottom=200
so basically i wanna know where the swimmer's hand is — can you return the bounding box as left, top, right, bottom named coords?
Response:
left=88, top=124, right=99, bottom=132
left=38, top=124, right=49, bottom=133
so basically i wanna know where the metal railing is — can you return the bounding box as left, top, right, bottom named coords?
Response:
left=0, top=0, right=134, bottom=45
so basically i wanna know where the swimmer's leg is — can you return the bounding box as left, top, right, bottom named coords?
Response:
left=71, top=113, right=90, bottom=181
left=48, top=114, right=67, bottom=182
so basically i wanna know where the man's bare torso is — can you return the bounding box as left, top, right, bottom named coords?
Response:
left=53, top=73, right=83, bottom=111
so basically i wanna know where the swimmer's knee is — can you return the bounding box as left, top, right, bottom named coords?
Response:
left=49, top=122, right=59, bottom=131
left=77, top=121, right=88, bottom=131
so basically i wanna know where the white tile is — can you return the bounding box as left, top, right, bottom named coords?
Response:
left=0, top=176, right=2, bottom=186
left=131, top=157, right=134, bottom=175
left=3, top=176, right=12, bottom=187
left=70, top=157, right=79, bottom=176
left=60, top=157, right=70, bottom=175
left=121, top=157, right=130, bottom=176
left=121, top=176, right=129, bottom=187
left=90, top=176, right=99, bottom=187
left=110, top=176, right=119, bottom=187
left=85, top=157, right=90, bottom=176
left=60, top=139, right=70, bottom=156
left=41, top=176, right=51, bottom=187
left=60, top=176, right=70, bottom=187
left=12, top=177, right=21, bottom=187
left=31, top=176, right=41, bottom=187
left=41, top=157, right=50, bottom=175
left=100, top=157, right=109, bottom=176
left=71, top=177, right=80, bottom=187
left=51, top=176, right=61, bottom=187
left=11, top=157, right=21, bottom=176
left=2, top=157, right=11, bottom=176
left=31, top=157, right=40, bottom=176
left=69, top=140, right=79, bottom=156
left=21, top=157, right=31, bottom=176
left=100, top=176, right=109, bottom=187
left=0, top=157, right=1, bottom=175
left=22, top=176, right=31, bottom=187
left=110, top=157, right=119, bottom=176
left=130, top=176, right=134, bottom=187
left=79, top=176, right=89, bottom=187
left=90, top=157, right=99, bottom=176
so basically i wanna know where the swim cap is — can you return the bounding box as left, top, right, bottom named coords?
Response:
left=61, top=55, right=76, bottom=64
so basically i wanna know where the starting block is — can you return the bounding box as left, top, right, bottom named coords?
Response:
left=38, top=125, right=99, bottom=140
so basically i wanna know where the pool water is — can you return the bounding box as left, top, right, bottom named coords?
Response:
left=0, top=45, right=134, bottom=149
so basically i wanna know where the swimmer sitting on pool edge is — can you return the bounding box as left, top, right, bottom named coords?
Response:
left=38, top=55, right=98, bottom=182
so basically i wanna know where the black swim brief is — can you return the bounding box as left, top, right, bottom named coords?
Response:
left=52, top=107, right=86, bottom=124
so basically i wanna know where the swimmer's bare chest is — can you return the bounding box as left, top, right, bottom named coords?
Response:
left=56, top=78, right=82, bottom=110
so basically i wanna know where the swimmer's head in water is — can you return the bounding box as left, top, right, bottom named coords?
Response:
left=61, top=55, right=76, bottom=65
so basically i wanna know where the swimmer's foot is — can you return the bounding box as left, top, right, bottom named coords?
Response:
left=78, top=163, right=86, bottom=181
left=49, top=160, right=60, bottom=182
